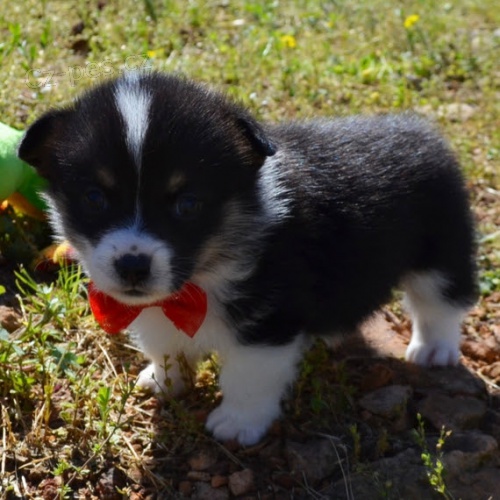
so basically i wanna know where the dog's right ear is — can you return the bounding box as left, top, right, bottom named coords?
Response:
left=18, top=109, right=71, bottom=179
left=236, top=114, right=277, bottom=159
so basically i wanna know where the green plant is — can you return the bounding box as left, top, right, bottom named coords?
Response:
left=15, top=264, right=88, bottom=328
left=349, top=423, right=362, bottom=461
left=413, top=413, right=454, bottom=499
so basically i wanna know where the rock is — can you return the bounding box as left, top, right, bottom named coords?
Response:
left=437, top=103, right=476, bottom=122
left=436, top=367, right=487, bottom=397
left=418, top=393, right=488, bottom=431
left=482, top=410, right=500, bottom=442
left=129, top=493, right=143, bottom=500
left=188, top=449, right=218, bottom=471
left=187, top=471, right=211, bottom=482
left=127, top=466, right=143, bottom=483
left=331, top=430, right=500, bottom=500
left=481, top=361, right=500, bottom=383
left=0, top=305, right=21, bottom=332
left=462, top=338, right=500, bottom=363
left=326, top=449, right=435, bottom=499
left=192, top=481, right=229, bottom=500
left=370, top=449, right=432, bottom=497
left=178, top=480, right=192, bottom=497
left=447, top=467, right=500, bottom=499
left=359, top=363, right=395, bottom=392
left=442, top=431, right=498, bottom=475
left=39, top=478, right=61, bottom=500
left=358, top=385, right=412, bottom=418
left=409, top=366, right=486, bottom=398
left=272, top=472, right=296, bottom=490
left=285, top=438, right=341, bottom=485
left=228, top=468, right=255, bottom=497
left=443, top=430, right=498, bottom=455
left=211, top=475, right=228, bottom=488
left=95, top=467, right=127, bottom=500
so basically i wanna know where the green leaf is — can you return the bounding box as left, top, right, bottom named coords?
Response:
left=0, top=327, right=9, bottom=341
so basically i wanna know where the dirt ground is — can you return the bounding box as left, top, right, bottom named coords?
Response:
left=1, top=258, right=499, bottom=498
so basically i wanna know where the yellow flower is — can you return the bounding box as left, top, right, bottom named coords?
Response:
left=280, top=35, right=297, bottom=49
left=146, top=48, right=165, bottom=59
left=404, top=14, right=420, bottom=29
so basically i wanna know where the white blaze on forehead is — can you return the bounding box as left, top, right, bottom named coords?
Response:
left=114, top=73, right=151, bottom=168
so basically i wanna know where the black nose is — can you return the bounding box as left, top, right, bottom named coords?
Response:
left=114, top=254, right=151, bottom=286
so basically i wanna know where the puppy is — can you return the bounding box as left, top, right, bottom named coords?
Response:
left=18, top=72, right=477, bottom=446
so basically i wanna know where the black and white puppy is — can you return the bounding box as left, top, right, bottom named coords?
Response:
left=18, top=72, right=477, bottom=446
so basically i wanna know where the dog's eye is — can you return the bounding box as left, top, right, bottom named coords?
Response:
left=83, top=188, right=108, bottom=212
left=174, top=193, right=203, bottom=219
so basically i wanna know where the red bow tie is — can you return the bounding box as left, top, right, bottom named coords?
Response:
left=88, top=282, right=207, bottom=337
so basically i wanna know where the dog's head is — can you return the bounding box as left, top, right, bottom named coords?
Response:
left=19, top=72, right=276, bottom=304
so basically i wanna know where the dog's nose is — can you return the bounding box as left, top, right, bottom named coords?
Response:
left=114, top=254, right=151, bottom=285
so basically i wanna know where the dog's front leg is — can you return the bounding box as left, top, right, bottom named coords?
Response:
left=206, top=335, right=305, bottom=446
left=129, top=308, right=199, bottom=396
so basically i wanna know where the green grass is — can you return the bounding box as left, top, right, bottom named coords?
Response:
left=1, top=0, right=499, bottom=497
left=413, top=414, right=454, bottom=499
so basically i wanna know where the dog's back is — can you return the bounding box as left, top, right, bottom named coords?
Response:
left=226, top=115, right=477, bottom=346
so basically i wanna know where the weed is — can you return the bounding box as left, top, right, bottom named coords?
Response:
left=349, top=423, right=362, bottom=461
left=413, top=413, right=454, bottom=499
left=292, top=341, right=358, bottom=440
left=16, top=264, right=88, bottom=329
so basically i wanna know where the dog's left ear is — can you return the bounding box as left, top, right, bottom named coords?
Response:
left=236, top=111, right=277, bottom=159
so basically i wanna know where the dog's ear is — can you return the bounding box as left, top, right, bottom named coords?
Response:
left=18, top=109, right=71, bottom=179
left=235, top=111, right=277, bottom=159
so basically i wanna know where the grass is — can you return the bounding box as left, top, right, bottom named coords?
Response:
left=1, top=0, right=499, bottom=497
left=412, top=414, right=454, bottom=499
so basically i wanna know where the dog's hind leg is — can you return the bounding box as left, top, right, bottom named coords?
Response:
left=403, top=271, right=474, bottom=366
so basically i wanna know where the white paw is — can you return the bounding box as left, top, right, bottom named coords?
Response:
left=405, top=340, right=460, bottom=367
left=137, top=363, right=166, bottom=394
left=136, top=362, right=186, bottom=396
left=206, top=401, right=279, bottom=446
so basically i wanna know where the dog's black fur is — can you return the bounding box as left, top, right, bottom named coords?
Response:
left=18, top=72, right=478, bottom=444
left=227, top=116, right=478, bottom=345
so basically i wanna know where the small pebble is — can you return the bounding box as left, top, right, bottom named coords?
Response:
left=211, top=475, right=228, bottom=488
left=228, top=468, right=255, bottom=497
left=178, top=480, right=192, bottom=497
left=187, top=471, right=211, bottom=482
